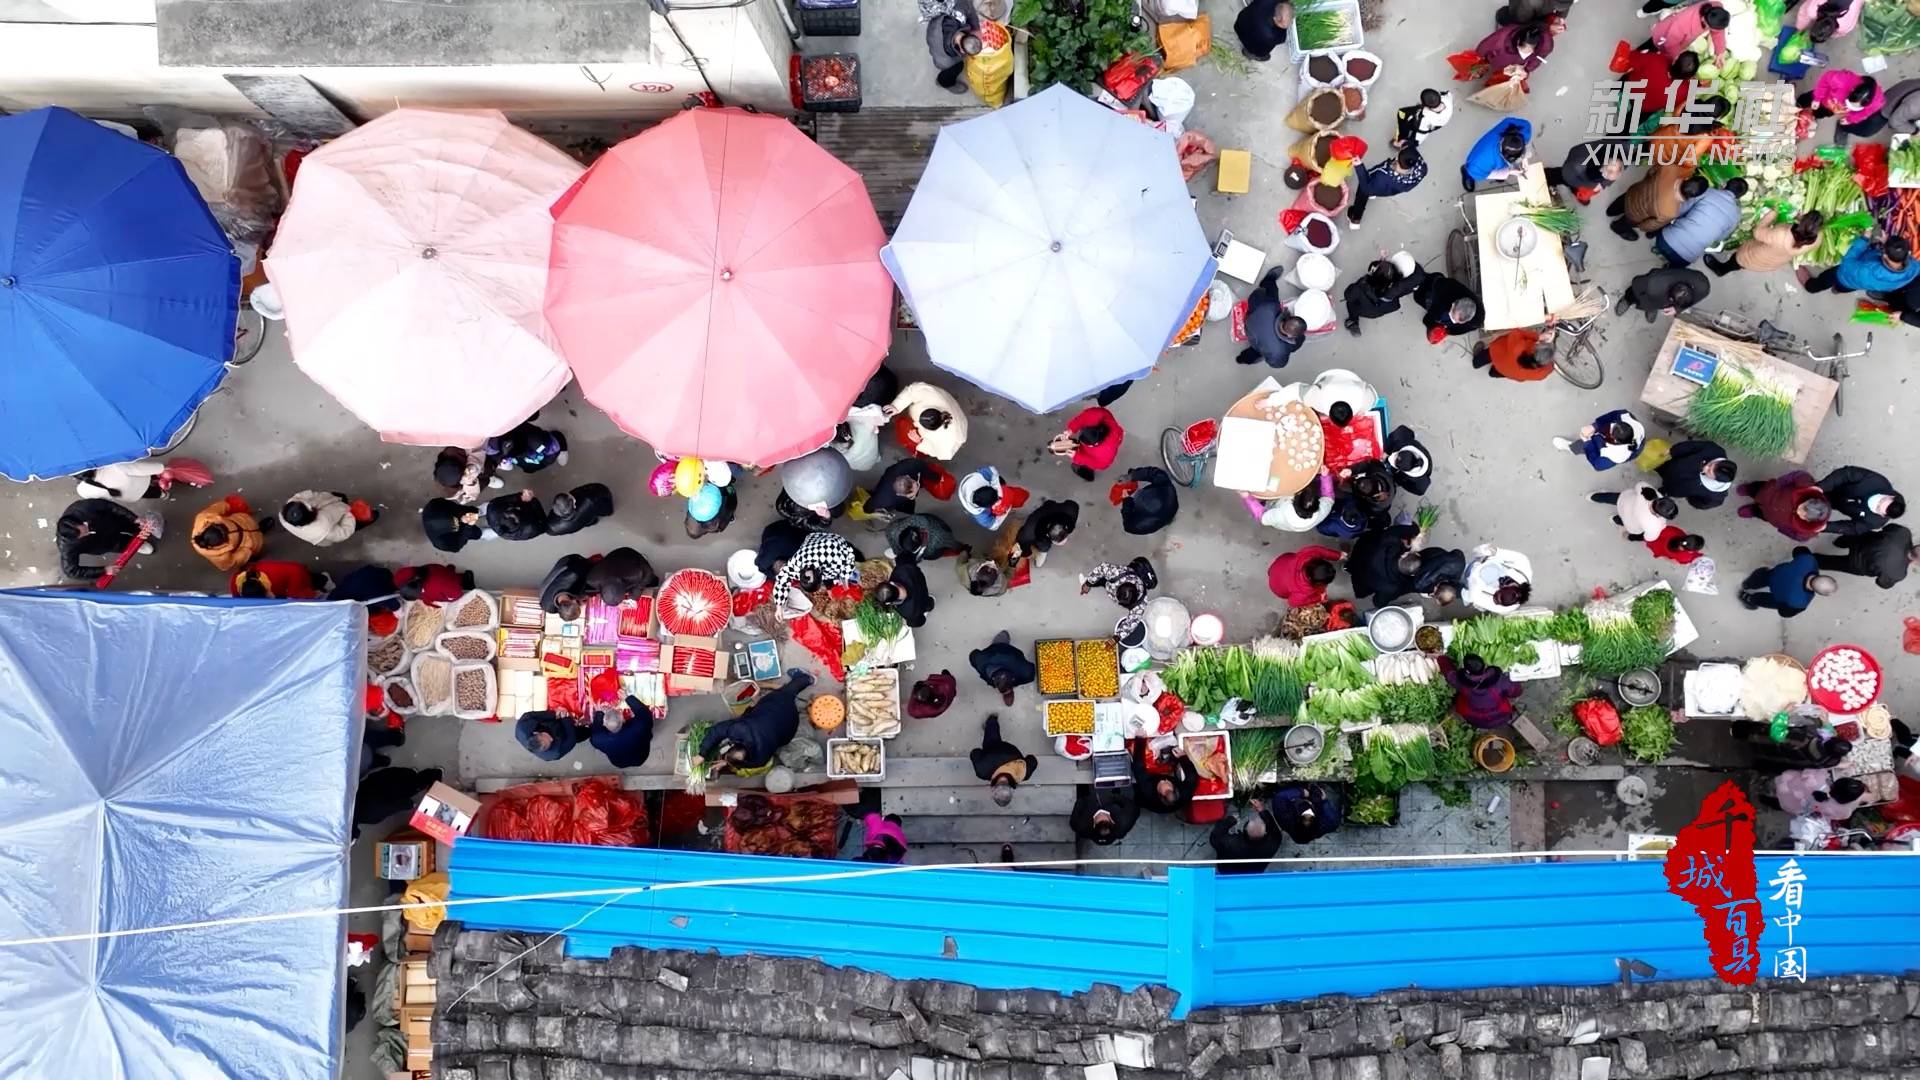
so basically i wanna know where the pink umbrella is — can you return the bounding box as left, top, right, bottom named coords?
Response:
left=266, top=108, right=582, bottom=446
left=544, top=107, right=892, bottom=466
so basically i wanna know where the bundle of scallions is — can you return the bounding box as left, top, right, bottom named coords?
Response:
left=1514, top=203, right=1583, bottom=236
left=1688, top=362, right=1796, bottom=458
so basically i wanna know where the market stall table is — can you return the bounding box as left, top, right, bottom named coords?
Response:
left=1473, top=164, right=1576, bottom=332
left=1639, top=320, right=1836, bottom=465
left=1211, top=377, right=1327, bottom=500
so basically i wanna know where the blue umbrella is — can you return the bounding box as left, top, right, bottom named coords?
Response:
left=0, top=107, right=239, bottom=480
left=881, top=85, right=1214, bottom=413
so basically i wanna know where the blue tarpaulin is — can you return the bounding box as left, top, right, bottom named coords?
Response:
left=0, top=591, right=364, bottom=1080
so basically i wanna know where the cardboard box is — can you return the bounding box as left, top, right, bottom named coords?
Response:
left=409, top=782, right=480, bottom=845
left=662, top=634, right=721, bottom=695
left=498, top=588, right=546, bottom=629
left=373, top=829, right=435, bottom=881
left=1216, top=148, right=1252, bottom=194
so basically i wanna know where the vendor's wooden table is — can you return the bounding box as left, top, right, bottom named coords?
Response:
left=1639, top=320, right=1836, bottom=465
left=1474, top=164, right=1577, bottom=332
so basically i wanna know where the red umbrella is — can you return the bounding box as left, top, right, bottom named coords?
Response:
left=544, top=108, right=893, bottom=465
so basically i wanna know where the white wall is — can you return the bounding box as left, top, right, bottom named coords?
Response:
left=0, top=5, right=792, bottom=120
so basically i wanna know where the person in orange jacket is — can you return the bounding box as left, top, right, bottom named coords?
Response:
left=190, top=495, right=268, bottom=572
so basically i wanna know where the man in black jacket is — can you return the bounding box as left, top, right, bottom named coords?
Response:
left=540, top=554, right=593, bottom=619
left=1233, top=0, right=1293, bottom=60
left=1071, top=786, right=1140, bottom=846
left=546, top=483, right=614, bottom=537
left=1817, top=465, right=1904, bottom=536
left=1238, top=267, right=1309, bottom=368
left=1655, top=439, right=1736, bottom=510
left=969, top=714, right=1038, bottom=807
left=1132, top=739, right=1198, bottom=815
left=55, top=498, right=146, bottom=581
left=875, top=557, right=935, bottom=628
left=588, top=696, right=656, bottom=769
left=422, top=497, right=483, bottom=553
left=1414, top=273, right=1484, bottom=341
left=1113, top=466, right=1179, bottom=535
left=697, top=671, right=812, bottom=772
left=1209, top=800, right=1283, bottom=874
left=1617, top=266, right=1709, bottom=323
left=483, top=489, right=547, bottom=541
left=1816, top=524, right=1918, bottom=589
left=585, top=547, right=658, bottom=604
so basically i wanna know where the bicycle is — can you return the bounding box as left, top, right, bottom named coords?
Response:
left=1677, top=309, right=1870, bottom=416
left=1159, top=418, right=1220, bottom=488
left=1449, top=197, right=1604, bottom=389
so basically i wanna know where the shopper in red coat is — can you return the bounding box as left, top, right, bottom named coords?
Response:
left=394, top=563, right=473, bottom=605
left=230, top=560, right=324, bottom=599
left=1050, top=407, right=1126, bottom=481
left=1736, top=471, right=1830, bottom=541
left=1267, top=544, right=1343, bottom=607
left=1645, top=526, right=1705, bottom=564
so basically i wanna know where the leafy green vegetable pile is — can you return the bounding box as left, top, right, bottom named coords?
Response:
left=1622, top=705, right=1678, bottom=763
left=1688, top=362, right=1797, bottom=458
left=1349, top=793, right=1398, bottom=826
left=1293, top=0, right=1358, bottom=51
left=852, top=600, right=903, bottom=646
left=1446, top=613, right=1545, bottom=669
left=1228, top=728, right=1283, bottom=793
left=1010, top=0, right=1150, bottom=95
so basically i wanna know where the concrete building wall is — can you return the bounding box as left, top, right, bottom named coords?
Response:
left=0, top=1, right=792, bottom=120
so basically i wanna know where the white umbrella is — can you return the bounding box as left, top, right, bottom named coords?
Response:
left=881, top=86, right=1215, bottom=412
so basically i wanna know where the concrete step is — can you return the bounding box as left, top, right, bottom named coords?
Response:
left=909, top=842, right=1079, bottom=867
left=883, top=783, right=1079, bottom=818
left=878, top=755, right=1089, bottom=788
left=907, top=814, right=1073, bottom=844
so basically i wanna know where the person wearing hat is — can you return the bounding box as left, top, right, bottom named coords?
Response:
left=588, top=695, right=656, bottom=769
left=540, top=553, right=593, bottom=620
left=686, top=481, right=736, bottom=539
left=957, top=465, right=1029, bottom=530
left=546, top=482, right=614, bottom=537
left=585, top=547, right=658, bottom=603
left=969, top=713, right=1038, bottom=805
left=1112, top=466, right=1179, bottom=536
left=1342, top=254, right=1426, bottom=336
left=887, top=512, right=968, bottom=563
left=696, top=670, right=814, bottom=773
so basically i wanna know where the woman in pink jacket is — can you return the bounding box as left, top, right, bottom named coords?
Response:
left=1643, top=1, right=1730, bottom=62
left=1800, top=69, right=1888, bottom=138
left=1793, top=0, right=1863, bottom=38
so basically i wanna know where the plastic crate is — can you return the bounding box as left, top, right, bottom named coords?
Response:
left=795, top=0, right=860, bottom=36
left=798, top=53, right=861, bottom=113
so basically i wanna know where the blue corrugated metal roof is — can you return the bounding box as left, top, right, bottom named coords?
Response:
left=448, top=840, right=1920, bottom=1017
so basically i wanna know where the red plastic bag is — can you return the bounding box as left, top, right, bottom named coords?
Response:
left=1574, top=697, right=1622, bottom=746
left=1904, top=616, right=1920, bottom=655
left=1447, top=50, right=1489, bottom=82
left=1102, top=53, right=1160, bottom=103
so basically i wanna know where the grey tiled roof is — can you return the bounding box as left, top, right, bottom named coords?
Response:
left=430, top=923, right=1920, bottom=1080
